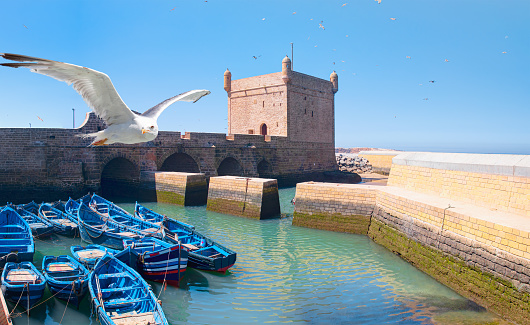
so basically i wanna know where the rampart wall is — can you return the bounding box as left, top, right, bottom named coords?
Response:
left=293, top=152, right=530, bottom=324
left=0, top=113, right=337, bottom=203
left=358, top=151, right=399, bottom=175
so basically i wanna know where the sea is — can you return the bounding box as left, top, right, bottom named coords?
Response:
left=7, top=188, right=508, bottom=324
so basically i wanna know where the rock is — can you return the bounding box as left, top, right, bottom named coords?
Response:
left=335, top=154, right=372, bottom=174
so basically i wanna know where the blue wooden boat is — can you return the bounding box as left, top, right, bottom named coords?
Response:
left=39, top=203, right=79, bottom=237
left=42, top=255, right=89, bottom=308
left=78, top=204, right=141, bottom=250
left=71, top=244, right=119, bottom=270
left=135, top=203, right=237, bottom=272
left=122, top=237, right=188, bottom=287
left=89, top=194, right=164, bottom=239
left=9, top=203, right=55, bottom=239
left=0, top=207, right=34, bottom=267
left=90, top=254, right=169, bottom=325
left=1, top=262, right=46, bottom=310
left=135, top=202, right=194, bottom=232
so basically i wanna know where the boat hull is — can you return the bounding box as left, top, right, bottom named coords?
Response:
left=1, top=262, right=46, bottom=310
left=43, top=255, right=89, bottom=308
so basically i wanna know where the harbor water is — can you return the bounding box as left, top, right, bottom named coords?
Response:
left=8, top=188, right=506, bottom=324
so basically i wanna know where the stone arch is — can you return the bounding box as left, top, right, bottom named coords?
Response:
left=100, top=157, right=140, bottom=199
left=260, top=123, right=268, bottom=135
left=160, top=153, right=200, bottom=173
left=257, top=159, right=273, bottom=178
left=217, top=157, right=243, bottom=176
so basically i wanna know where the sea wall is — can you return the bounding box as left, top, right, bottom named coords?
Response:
left=293, top=152, right=530, bottom=324
left=206, top=176, right=280, bottom=219
left=358, top=151, right=399, bottom=175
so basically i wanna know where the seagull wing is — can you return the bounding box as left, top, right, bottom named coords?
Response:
left=142, top=89, right=210, bottom=120
left=0, top=53, right=136, bottom=126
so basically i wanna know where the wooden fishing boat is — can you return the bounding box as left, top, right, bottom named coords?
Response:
left=39, top=203, right=79, bottom=237
left=1, top=262, right=46, bottom=310
left=89, top=194, right=163, bottom=239
left=135, top=202, right=194, bottom=233
left=9, top=203, right=55, bottom=239
left=0, top=207, right=34, bottom=267
left=121, top=237, right=188, bottom=287
left=135, top=203, right=237, bottom=272
left=42, top=255, right=89, bottom=308
left=90, top=254, right=169, bottom=325
left=71, top=244, right=119, bottom=270
left=0, top=286, right=13, bottom=325
left=78, top=204, right=142, bottom=250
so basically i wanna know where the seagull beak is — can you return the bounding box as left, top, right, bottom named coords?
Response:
left=142, top=128, right=148, bottom=134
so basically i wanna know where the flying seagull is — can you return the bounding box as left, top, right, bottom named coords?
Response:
left=0, top=53, right=210, bottom=146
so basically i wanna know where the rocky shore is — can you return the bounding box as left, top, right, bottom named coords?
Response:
left=336, top=154, right=372, bottom=173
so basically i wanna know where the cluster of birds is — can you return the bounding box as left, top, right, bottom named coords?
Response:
left=0, top=53, right=210, bottom=145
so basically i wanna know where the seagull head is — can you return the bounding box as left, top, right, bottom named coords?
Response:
left=136, top=116, right=158, bottom=141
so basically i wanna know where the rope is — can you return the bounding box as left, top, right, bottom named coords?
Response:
left=156, top=245, right=173, bottom=301
left=58, top=282, right=75, bottom=325
left=8, top=283, right=26, bottom=317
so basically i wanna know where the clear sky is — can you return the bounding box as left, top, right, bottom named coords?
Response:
left=1, top=0, right=528, bottom=154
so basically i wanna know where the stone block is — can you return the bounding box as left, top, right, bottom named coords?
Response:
left=206, top=176, right=280, bottom=220
left=139, top=171, right=207, bottom=206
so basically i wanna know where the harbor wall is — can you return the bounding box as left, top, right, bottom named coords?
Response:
left=293, top=152, right=530, bottom=324
left=358, top=151, right=399, bottom=175
left=207, top=176, right=281, bottom=219
left=0, top=113, right=337, bottom=204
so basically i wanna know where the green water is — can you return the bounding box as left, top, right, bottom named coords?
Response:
left=8, top=188, right=507, bottom=324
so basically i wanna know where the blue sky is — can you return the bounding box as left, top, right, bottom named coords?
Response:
left=1, top=0, right=528, bottom=154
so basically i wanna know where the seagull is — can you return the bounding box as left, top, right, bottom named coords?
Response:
left=0, top=53, right=210, bottom=146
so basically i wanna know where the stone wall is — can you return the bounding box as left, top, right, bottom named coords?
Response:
left=206, top=176, right=280, bottom=219
left=358, top=151, right=399, bottom=175
left=292, top=182, right=377, bottom=234
left=0, top=113, right=337, bottom=203
left=388, top=152, right=530, bottom=216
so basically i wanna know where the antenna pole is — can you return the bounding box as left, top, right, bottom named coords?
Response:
left=290, top=42, right=294, bottom=70
left=72, top=108, right=75, bottom=128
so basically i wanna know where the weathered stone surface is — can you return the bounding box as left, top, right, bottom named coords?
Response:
left=206, top=176, right=280, bottom=219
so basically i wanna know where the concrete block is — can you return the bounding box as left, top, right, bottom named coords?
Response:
left=139, top=171, right=207, bottom=206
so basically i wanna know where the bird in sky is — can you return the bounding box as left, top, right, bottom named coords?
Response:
left=444, top=59, right=450, bottom=62
left=429, top=80, right=436, bottom=83
left=0, top=53, right=210, bottom=146
left=375, top=0, right=382, bottom=3
left=390, top=18, right=396, bottom=21
left=502, top=51, right=507, bottom=54
left=342, top=3, right=348, bottom=6
left=252, top=55, right=261, bottom=59
left=292, top=12, right=296, bottom=15
left=170, top=7, right=176, bottom=11
left=319, top=21, right=325, bottom=30
left=37, top=116, right=43, bottom=122
left=23, top=25, right=28, bottom=29
left=406, top=56, right=411, bottom=59
left=423, top=98, right=429, bottom=100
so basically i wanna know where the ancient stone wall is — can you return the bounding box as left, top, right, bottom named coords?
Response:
left=358, top=151, right=399, bottom=175
left=0, top=113, right=337, bottom=203
left=139, top=171, right=207, bottom=206
left=388, top=152, right=530, bottom=216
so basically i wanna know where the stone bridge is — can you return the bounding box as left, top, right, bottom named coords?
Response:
left=0, top=113, right=338, bottom=203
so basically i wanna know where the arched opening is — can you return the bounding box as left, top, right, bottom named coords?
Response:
left=217, top=157, right=243, bottom=176
left=260, top=123, right=268, bottom=135
left=160, top=153, right=200, bottom=173
left=100, top=157, right=139, bottom=200
left=257, top=159, right=273, bottom=178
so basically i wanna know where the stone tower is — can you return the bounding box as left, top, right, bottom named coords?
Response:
left=224, top=56, right=337, bottom=144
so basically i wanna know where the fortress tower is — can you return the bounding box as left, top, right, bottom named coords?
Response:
left=224, top=56, right=337, bottom=145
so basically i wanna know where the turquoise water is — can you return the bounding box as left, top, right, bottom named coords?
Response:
left=8, top=188, right=506, bottom=324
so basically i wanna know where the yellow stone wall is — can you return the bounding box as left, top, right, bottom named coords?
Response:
left=358, top=151, right=399, bottom=174
left=377, top=188, right=530, bottom=260
left=388, top=164, right=530, bottom=217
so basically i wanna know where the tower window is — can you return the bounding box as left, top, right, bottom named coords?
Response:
left=312, top=111, right=314, bottom=117
left=304, top=109, right=307, bottom=114
left=263, top=101, right=265, bottom=108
